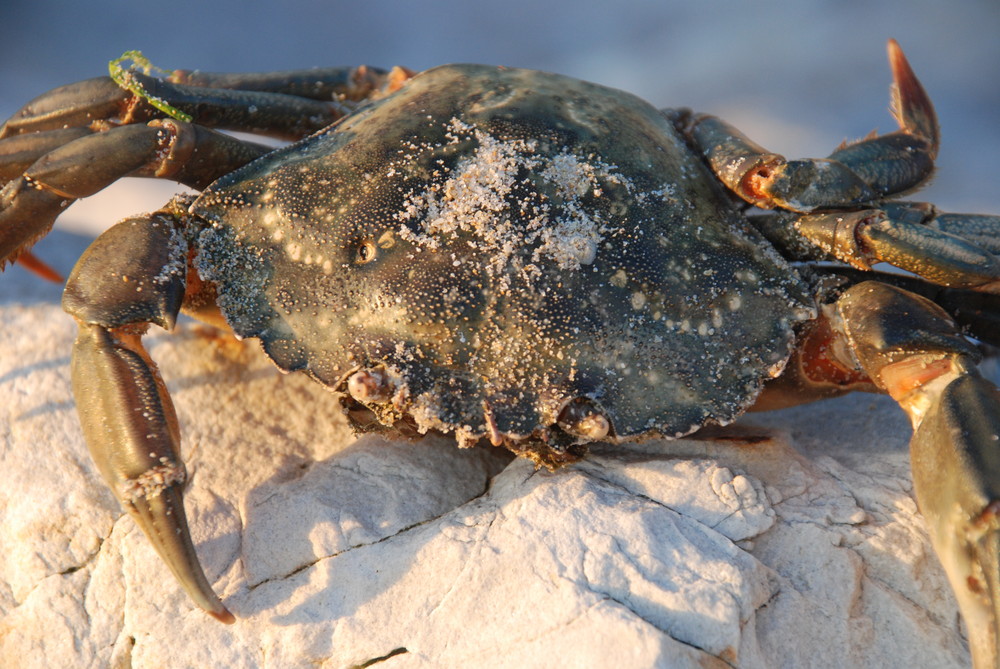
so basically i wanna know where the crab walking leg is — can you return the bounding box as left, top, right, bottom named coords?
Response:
left=686, top=40, right=937, bottom=212
left=168, top=64, right=414, bottom=103
left=837, top=281, right=1000, bottom=669
left=927, top=211, right=1000, bottom=258
left=0, top=127, right=93, bottom=184
left=792, top=205, right=1000, bottom=292
left=0, top=77, right=129, bottom=140
left=0, top=120, right=268, bottom=267
left=62, top=211, right=234, bottom=622
left=0, top=62, right=412, bottom=141
left=811, top=267, right=1000, bottom=350
left=0, top=74, right=342, bottom=141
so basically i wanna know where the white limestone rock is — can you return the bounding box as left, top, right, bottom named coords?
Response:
left=0, top=231, right=974, bottom=668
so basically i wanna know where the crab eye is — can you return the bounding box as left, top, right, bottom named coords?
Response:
left=355, top=239, right=378, bottom=264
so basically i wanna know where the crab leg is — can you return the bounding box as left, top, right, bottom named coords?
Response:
left=792, top=267, right=1000, bottom=349
left=1, top=62, right=410, bottom=141
left=62, top=208, right=235, bottom=622
left=792, top=204, right=1000, bottom=292
left=0, top=75, right=343, bottom=141
left=926, top=212, right=1000, bottom=258
left=0, top=120, right=268, bottom=267
left=0, top=126, right=93, bottom=184
left=168, top=64, right=411, bottom=103
left=746, top=199, right=1000, bottom=296
left=72, top=324, right=234, bottom=623
left=0, top=77, right=130, bottom=140
left=687, top=40, right=937, bottom=212
left=834, top=281, right=1000, bottom=669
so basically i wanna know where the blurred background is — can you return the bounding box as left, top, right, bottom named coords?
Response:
left=2, top=0, right=999, bottom=238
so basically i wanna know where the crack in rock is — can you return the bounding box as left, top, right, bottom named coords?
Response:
left=353, top=646, right=409, bottom=667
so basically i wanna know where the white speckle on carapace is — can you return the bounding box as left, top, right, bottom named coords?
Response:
left=392, top=118, right=668, bottom=288
left=151, top=223, right=188, bottom=286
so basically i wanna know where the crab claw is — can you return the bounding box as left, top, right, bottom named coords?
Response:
left=837, top=281, right=1000, bottom=668
left=908, top=375, right=1000, bottom=669
left=71, top=323, right=234, bottom=623
left=127, top=485, right=236, bottom=624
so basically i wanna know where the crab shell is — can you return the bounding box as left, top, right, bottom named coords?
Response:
left=190, top=64, right=815, bottom=465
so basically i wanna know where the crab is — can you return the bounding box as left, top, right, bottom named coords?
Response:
left=2, top=41, right=1000, bottom=666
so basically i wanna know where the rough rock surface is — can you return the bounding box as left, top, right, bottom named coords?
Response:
left=0, top=231, right=977, bottom=668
